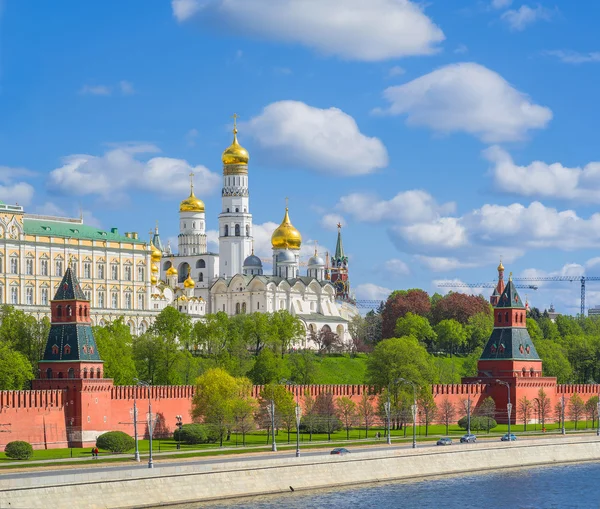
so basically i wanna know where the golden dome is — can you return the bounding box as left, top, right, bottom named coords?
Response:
left=179, top=191, right=205, bottom=213
left=498, top=260, right=504, bottom=272
left=222, top=126, right=249, bottom=166
left=166, top=266, right=178, bottom=276
left=151, top=243, right=162, bottom=263
left=183, top=271, right=196, bottom=289
left=151, top=263, right=159, bottom=273
left=150, top=274, right=158, bottom=285
left=271, top=208, right=302, bottom=250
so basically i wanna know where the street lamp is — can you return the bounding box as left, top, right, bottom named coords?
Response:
left=135, top=379, right=154, bottom=468
left=282, top=379, right=301, bottom=457
left=266, top=398, right=277, bottom=452
left=175, top=415, right=183, bottom=450
left=397, top=378, right=417, bottom=449
left=386, top=379, right=400, bottom=446
left=464, top=380, right=482, bottom=437
left=561, top=394, right=566, bottom=435
left=496, top=380, right=512, bottom=441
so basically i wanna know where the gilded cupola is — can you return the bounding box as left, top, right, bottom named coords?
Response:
left=271, top=207, right=302, bottom=250
left=183, top=268, right=196, bottom=289
left=166, top=266, right=178, bottom=277
left=179, top=172, right=205, bottom=213
left=222, top=114, right=249, bottom=169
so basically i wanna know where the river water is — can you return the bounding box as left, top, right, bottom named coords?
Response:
left=192, top=462, right=600, bottom=509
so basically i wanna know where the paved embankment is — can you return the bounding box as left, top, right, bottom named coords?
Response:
left=1, top=436, right=598, bottom=509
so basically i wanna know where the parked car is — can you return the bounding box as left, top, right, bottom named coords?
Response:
left=501, top=433, right=517, bottom=441
left=437, top=437, right=453, bottom=446
left=460, top=434, right=477, bottom=443
left=330, top=447, right=350, bottom=455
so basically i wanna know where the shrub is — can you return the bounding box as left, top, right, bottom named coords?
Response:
left=299, top=415, right=343, bottom=434
left=173, top=423, right=218, bottom=444
left=4, top=441, right=33, bottom=460
left=457, top=415, right=497, bottom=432
left=96, top=431, right=135, bottom=453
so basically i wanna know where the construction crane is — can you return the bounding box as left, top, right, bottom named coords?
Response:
left=436, top=282, right=539, bottom=291
left=512, top=276, right=600, bottom=316
left=354, top=300, right=384, bottom=309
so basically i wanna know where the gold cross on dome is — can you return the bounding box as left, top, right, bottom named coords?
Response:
left=189, top=171, right=195, bottom=191
left=231, top=113, right=239, bottom=131
left=285, top=197, right=289, bottom=209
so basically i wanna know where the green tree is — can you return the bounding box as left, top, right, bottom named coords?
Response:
left=132, top=333, right=161, bottom=384
left=461, top=348, right=483, bottom=378
left=518, top=396, right=532, bottom=431
left=434, top=319, right=467, bottom=356
left=248, top=348, right=286, bottom=385
left=0, top=306, right=49, bottom=370
left=477, top=397, right=497, bottom=433
left=258, top=383, right=295, bottom=441
left=0, top=343, right=34, bottom=390
left=192, top=368, right=251, bottom=446
left=193, top=312, right=230, bottom=358
left=270, top=311, right=305, bottom=357
left=314, top=392, right=341, bottom=441
left=302, top=390, right=318, bottom=441
left=150, top=307, right=192, bottom=384
left=243, top=313, right=277, bottom=356
left=231, top=397, right=256, bottom=446
left=94, top=318, right=137, bottom=385
left=466, top=312, right=494, bottom=352
left=535, top=340, right=573, bottom=383
left=366, top=336, right=435, bottom=389
left=358, top=391, right=376, bottom=438
left=394, top=312, right=437, bottom=350
left=537, top=388, right=552, bottom=429
left=568, top=393, right=585, bottom=430
left=585, top=396, right=599, bottom=429
left=526, top=318, right=544, bottom=343
left=417, top=388, right=437, bottom=437
left=336, top=396, right=357, bottom=440
left=287, top=350, right=317, bottom=384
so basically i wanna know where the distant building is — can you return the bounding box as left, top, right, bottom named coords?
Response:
left=588, top=306, right=600, bottom=317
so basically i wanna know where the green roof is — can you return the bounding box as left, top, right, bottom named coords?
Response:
left=495, top=279, right=525, bottom=309
left=42, top=323, right=102, bottom=362
left=53, top=267, right=87, bottom=301
left=24, top=217, right=145, bottom=244
left=480, top=327, right=540, bottom=361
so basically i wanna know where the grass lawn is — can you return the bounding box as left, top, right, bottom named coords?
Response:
left=311, top=354, right=368, bottom=384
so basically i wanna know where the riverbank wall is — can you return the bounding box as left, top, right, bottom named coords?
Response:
left=2, top=436, right=599, bottom=509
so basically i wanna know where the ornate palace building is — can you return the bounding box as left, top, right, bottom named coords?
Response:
left=0, top=202, right=155, bottom=332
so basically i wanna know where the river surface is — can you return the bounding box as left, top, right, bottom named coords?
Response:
left=190, top=462, right=600, bottom=509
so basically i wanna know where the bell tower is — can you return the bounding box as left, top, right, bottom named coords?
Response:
left=329, top=223, right=350, bottom=300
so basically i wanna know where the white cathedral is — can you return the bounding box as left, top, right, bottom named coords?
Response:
left=148, top=121, right=358, bottom=349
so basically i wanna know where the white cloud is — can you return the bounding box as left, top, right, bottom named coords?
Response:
left=172, top=0, right=444, bottom=61
left=119, top=80, right=135, bottom=95
left=47, top=144, right=220, bottom=204
left=432, top=279, right=486, bottom=297
left=415, top=256, right=478, bottom=272
left=383, top=258, right=410, bottom=276
left=79, top=84, right=111, bottom=96
left=393, top=217, right=468, bottom=250
left=320, top=213, right=345, bottom=231
left=500, top=5, right=553, bottom=31
left=388, top=66, right=405, bottom=77
left=375, top=62, right=552, bottom=143
left=337, top=190, right=455, bottom=223
left=247, top=100, right=388, bottom=175
left=171, top=0, right=201, bottom=22
left=491, top=0, right=512, bottom=8
left=0, top=166, right=35, bottom=206
left=354, top=283, right=391, bottom=301
left=454, top=44, right=468, bottom=54
left=485, top=145, right=600, bottom=203
left=544, top=50, right=600, bottom=64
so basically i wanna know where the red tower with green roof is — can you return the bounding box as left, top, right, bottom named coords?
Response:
left=330, top=223, right=350, bottom=300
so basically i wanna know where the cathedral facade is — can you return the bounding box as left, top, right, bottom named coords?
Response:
left=153, top=121, right=357, bottom=347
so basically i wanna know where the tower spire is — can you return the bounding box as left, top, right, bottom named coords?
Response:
left=189, top=171, right=195, bottom=194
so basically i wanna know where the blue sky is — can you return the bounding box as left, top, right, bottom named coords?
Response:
left=2, top=0, right=600, bottom=313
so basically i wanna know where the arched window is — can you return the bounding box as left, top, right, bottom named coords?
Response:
left=236, top=302, right=240, bottom=314
left=242, top=302, right=246, bottom=314
left=498, top=313, right=501, bottom=323
left=83, top=368, right=88, bottom=379
left=199, top=273, right=204, bottom=282
left=58, top=372, right=64, bottom=379
left=224, top=225, right=229, bottom=237
left=505, top=312, right=509, bottom=322
left=235, top=224, right=240, bottom=236
left=530, top=367, right=535, bottom=377
left=89, top=369, right=94, bottom=379
left=246, top=225, right=250, bottom=237
left=67, top=305, right=72, bottom=317
left=193, top=222, right=196, bottom=229
left=68, top=368, right=75, bottom=379
left=52, top=344, right=59, bottom=355
left=97, top=368, right=101, bottom=378
left=64, top=345, right=71, bottom=355
left=57, top=305, right=62, bottom=318
left=235, top=208, right=239, bottom=213
left=522, top=367, right=526, bottom=376
left=46, top=368, right=52, bottom=379
left=197, top=259, right=206, bottom=269
left=78, top=306, right=82, bottom=317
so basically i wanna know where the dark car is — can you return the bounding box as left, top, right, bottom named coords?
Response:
left=501, top=433, right=517, bottom=441
left=460, top=434, right=477, bottom=443
left=330, top=447, right=350, bottom=455
left=437, top=437, right=453, bottom=446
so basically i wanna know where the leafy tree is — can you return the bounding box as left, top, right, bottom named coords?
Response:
left=0, top=306, right=49, bottom=370
left=434, top=319, right=467, bottom=356
left=336, top=396, right=357, bottom=440
left=243, top=313, right=277, bottom=356
left=535, top=340, right=573, bottom=383
left=555, top=315, right=583, bottom=338
left=538, top=317, right=560, bottom=341
left=431, top=293, right=491, bottom=326
left=0, top=343, right=34, bottom=390
left=258, top=383, right=295, bottom=442
left=192, top=368, right=251, bottom=446
left=439, top=397, right=456, bottom=435
left=382, top=289, right=431, bottom=339
left=366, top=336, right=435, bottom=389
left=96, top=431, right=134, bottom=453
left=466, top=312, right=494, bottom=352
left=94, top=318, right=137, bottom=385
left=568, top=393, right=585, bottom=430
left=193, top=312, right=230, bottom=358
left=302, top=390, right=318, bottom=441
left=287, top=350, right=317, bottom=384
left=231, top=397, right=256, bottom=446
left=277, top=392, right=298, bottom=444
left=4, top=441, right=33, bottom=460
left=461, top=348, right=482, bottom=378
left=555, top=400, right=565, bottom=429
left=270, top=311, right=305, bottom=357
left=585, top=396, right=599, bottom=429
left=458, top=415, right=497, bottom=431
left=314, top=392, right=341, bottom=440
left=518, top=396, right=532, bottom=431
left=477, top=397, right=497, bottom=433
left=395, top=312, right=437, bottom=350
left=150, top=307, right=192, bottom=384
left=526, top=318, right=544, bottom=343
left=417, top=388, right=437, bottom=436
left=248, top=348, right=286, bottom=385
left=528, top=307, right=542, bottom=320
left=358, top=391, right=376, bottom=438
left=536, top=388, right=552, bottom=429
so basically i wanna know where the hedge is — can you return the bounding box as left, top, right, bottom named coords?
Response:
left=96, top=431, right=135, bottom=453
left=457, top=415, right=497, bottom=432
left=4, top=441, right=34, bottom=460
left=173, top=423, right=218, bottom=444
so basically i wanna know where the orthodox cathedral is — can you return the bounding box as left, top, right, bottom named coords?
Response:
left=149, top=120, right=358, bottom=347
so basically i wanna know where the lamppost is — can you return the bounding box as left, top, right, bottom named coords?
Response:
left=266, top=398, right=277, bottom=452
left=133, top=391, right=140, bottom=462
left=135, top=379, right=154, bottom=468
left=176, top=415, right=183, bottom=450
left=533, top=398, right=541, bottom=432
left=496, top=380, right=512, bottom=441
left=562, top=394, right=566, bottom=435
left=464, top=380, right=482, bottom=436
left=385, top=379, right=400, bottom=446
left=398, top=378, right=417, bottom=449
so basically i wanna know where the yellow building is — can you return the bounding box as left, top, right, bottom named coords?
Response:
left=0, top=202, right=155, bottom=333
